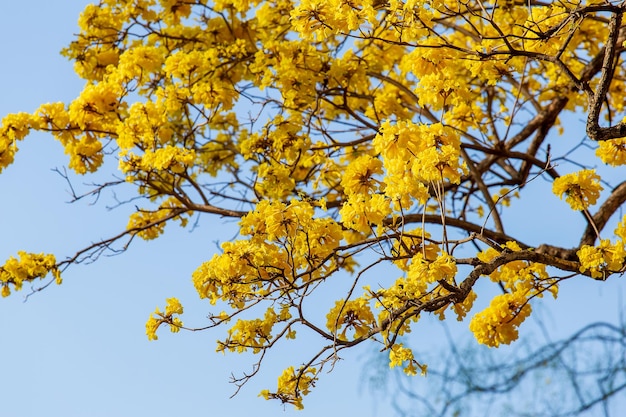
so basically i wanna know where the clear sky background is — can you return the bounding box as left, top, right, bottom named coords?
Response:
left=1, top=2, right=624, bottom=417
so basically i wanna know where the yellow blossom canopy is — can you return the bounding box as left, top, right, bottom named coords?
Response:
left=2, top=0, right=626, bottom=409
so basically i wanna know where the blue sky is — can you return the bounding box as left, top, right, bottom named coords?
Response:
left=1, top=2, right=625, bottom=417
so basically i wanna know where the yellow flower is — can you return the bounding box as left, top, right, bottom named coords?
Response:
left=145, top=298, right=185, bottom=340
left=259, top=366, right=317, bottom=410
left=407, top=251, right=457, bottom=287
left=615, top=215, right=626, bottom=242
left=326, top=298, right=375, bottom=340
left=341, top=154, right=383, bottom=196
left=145, top=315, right=161, bottom=341
left=0, top=251, right=57, bottom=296
left=388, top=344, right=427, bottom=376
left=577, top=239, right=626, bottom=279
left=339, top=194, right=391, bottom=234
left=165, top=297, right=184, bottom=315
left=470, top=291, right=531, bottom=347
left=552, top=169, right=603, bottom=211
left=255, top=162, right=296, bottom=200
left=596, top=138, right=626, bottom=166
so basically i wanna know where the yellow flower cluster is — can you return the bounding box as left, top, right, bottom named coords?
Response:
left=239, top=115, right=312, bottom=165
left=238, top=114, right=328, bottom=200
left=217, top=307, right=292, bottom=354
left=596, top=138, right=626, bottom=166
left=372, top=248, right=467, bottom=344
left=326, top=298, right=376, bottom=341
left=192, top=240, right=286, bottom=308
left=408, top=252, right=457, bottom=288
left=339, top=194, right=391, bottom=234
left=193, top=199, right=344, bottom=310
left=259, top=366, right=317, bottom=410
left=616, top=215, right=626, bottom=242
left=0, top=252, right=60, bottom=297
left=469, top=291, right=532, bottom=348
left=126, top=198, right=189, bottom=240
left=255, top=162, right=297, bottom=200
left=388, top=343, right=427, bottom=376
left=116, top=101, right=173, bottom=152
left=335, top=152, right=392, bottom=234
left=67, top=83, right=120, bottom=130
left=577, top=239, right=626, bottom=279
left=121, top=146, right=196, bottom=175
left=251, top=40, right=326, bottom=108
left=470, top=242, right=557, bottom=346
left=290, top=0, right=379, bottom=40
left=0, top=112, right=40, bottom=173
left=341, top=155, right=383, bottom=196
left=477, top=241, right=556, bottom=297
left=34, top=82, right=121, bottom=175
left=145, top=297, right=184, bottom=341
left=552, top=169, right=603, bottom=211
left=373, top=121, right=466, bottom=210
left=402, top=46, right=475, bottom=112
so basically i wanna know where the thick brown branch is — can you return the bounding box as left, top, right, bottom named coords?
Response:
left=188, top=202, right=247, bottom=217
left=587, top=7, right=626, bottom=141
left=395, top=213, right=527, bottom=247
